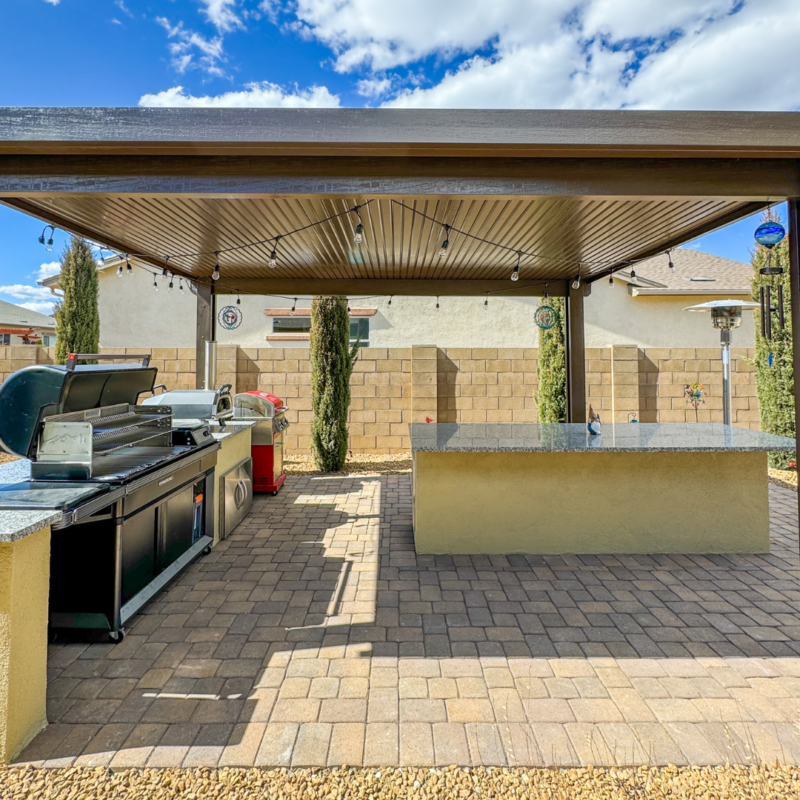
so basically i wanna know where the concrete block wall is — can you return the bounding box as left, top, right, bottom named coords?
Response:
left=436, top=347, right=540, bottom=424
left=0, top=343, right=762, bottom=453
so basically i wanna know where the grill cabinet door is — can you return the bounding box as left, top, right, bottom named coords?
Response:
left=159, top=484, right=195, bottom=571
left=121, top=506, right=157, bottom=605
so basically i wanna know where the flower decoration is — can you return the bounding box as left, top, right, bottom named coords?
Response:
left=684, top=382, right=707, bottom=422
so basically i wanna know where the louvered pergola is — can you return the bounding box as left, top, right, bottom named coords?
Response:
left=1, top=107, right=799, bottom=426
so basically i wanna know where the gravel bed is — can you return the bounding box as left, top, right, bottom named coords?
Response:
left=2, top=765, right=799, bottom=799
left=0, top=453, right=17, bottom=465
left=770, top=468, right=798, bottom=491
left=285, top=452, right=412, bottom=475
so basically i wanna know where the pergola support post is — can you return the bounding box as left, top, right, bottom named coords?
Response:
left=788, top=199, right=800, bottom=555
left=195, top=282, right=214, bottom=390
left=566, top=282, right=587, bottom=423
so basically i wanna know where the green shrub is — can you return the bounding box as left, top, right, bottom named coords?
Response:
left=54, top=238, right=99, bottom=365
left=536, top=297, right=567, bottom=423
left=310, top=296, right=359, bottom=471
left=752, top=211, right=795, bottom=468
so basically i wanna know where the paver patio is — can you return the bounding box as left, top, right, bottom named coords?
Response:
left=16, top=474, right=800, bottom=768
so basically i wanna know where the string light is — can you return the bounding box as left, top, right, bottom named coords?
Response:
left=438, top=225, right=451, bottom=259
left=510, top=251, right=521, bottom=282
left=168, top=276, right=174, bottom=292
left=388, top=295, right=392, bottom=306
left=179, top=279, right=185, bottom=295
left=269, top=236, right=280, bottom=269
left=152, top=275, right=158, bottom=292
left=484, top=293, right=488, bottom=307
left=668, top=250, right=675, bottom=271
left=571, top=273, right=581, bottom=290
left=290, top=298, right=297, bottom=316
left=116, top=259, right=123, bottom=277
left=126, top=255, right=133, bottom=276
left=436, top=296, right=440, bottom=309
left=609, top=274, right=614, bottom=286
left=353, top=206, right=364, bottom=245
left=630, top=268, right=637, bottom=281
left=347, top=300, right=351, bottom=313
left=236, top=293, right=241, bottom=306
left=211, top=252, right=220, bottom=281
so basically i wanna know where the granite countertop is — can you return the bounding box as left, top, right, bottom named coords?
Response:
left=409, top=422, right=797, bottom=453
left=0, top=508, right=61, bottom=543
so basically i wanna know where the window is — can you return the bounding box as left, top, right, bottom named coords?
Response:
left=272, top=317, right=369, bottom=346
left=0, top=334, right=9, bottom=345
left=42, top=335, right=53, bottom=346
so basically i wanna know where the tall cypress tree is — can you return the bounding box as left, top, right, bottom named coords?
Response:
left=536, top=297, right=567, bottom=423
left=310, top=296, right=359, bottom=471
left=752, top=210, right=794, bottom=468
left=55, top=238, right=100, bottom=365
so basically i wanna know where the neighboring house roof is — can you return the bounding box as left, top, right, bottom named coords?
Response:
left=616, top=249, right=752, bottom=296
left=0, top=298, right=56, bottom=330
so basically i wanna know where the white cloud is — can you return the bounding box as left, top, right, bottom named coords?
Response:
left=157, top=17, right=227, bottom=76
left=36, top=262, right=61, bottom=281
left=115, top=0, right=133, bottom=17
left=273, top=0, right=800, bottom=112
left=19, top=301, right=56, bottom=316
left=42, top=0, right=60, bottom=5
left=0, top=285, right=55, bottom=301
left=199, top=0, right=243, bottom=33
left=139, top=82, right=341, bottom=108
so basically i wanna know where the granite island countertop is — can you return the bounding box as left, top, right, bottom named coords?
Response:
left=409, top=422, right=797, bottom=453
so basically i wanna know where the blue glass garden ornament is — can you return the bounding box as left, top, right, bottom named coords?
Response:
left=754, top=221, right=786, bottom=249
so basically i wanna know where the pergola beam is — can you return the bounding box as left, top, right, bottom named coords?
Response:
left=214, top=279, right=568, bottom=298
left=0, top=156, right=798, bottom=198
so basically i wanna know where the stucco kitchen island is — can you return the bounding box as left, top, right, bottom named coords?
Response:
left=410, top=422, right=796, bottom=555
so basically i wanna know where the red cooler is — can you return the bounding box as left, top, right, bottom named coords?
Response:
left=233, top=391, right=289, bottom=494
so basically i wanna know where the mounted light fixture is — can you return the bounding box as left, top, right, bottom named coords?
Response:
left=211, top=252, right=220, bottom=281
left=510, top=251, right=522, bottom=282
left=38, top=225, right=55, bottom=251
left=438, top=225, right=451, bottom=259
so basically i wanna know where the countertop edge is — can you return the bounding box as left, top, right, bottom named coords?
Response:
left=411, top=445, right=794, bottom=453
left=0, top=509, right=62, bottom=543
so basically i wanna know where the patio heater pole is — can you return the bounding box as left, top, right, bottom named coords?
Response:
left=721, top=329, right=732, bottom=426
left=787, top=199, right=800, bottom=556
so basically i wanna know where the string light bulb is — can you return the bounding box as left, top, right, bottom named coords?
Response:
left=237, top=294, right=241, bottom=306
left=290, top=298, right=297, bottom=316
left=571, top=273, right=581, bottom=290
left=347, top=300, right=351, bottom=313
left=388, top=295, right=393, bottom=306
left=161, top=267, right=168, bottom=282
left=436, top=296, right=440, bottom=309
left=667, top=250, right=675, bottom=271
left=269, top=236, right=281, bottom=269
left=211, top=252, right=220, bottom=281
left=179, top=280, right=185, bottom=295
left=484, top=294, right=488, bottom=307
left=116, top=261, right=123, bottom=277
left=168, top=277, right=174, bottom=292
left=126, top=256, right=133, bottom=276
left=510, top=251, right=521, bottom=282
left=609, top=274, right=614, bottom=286
left=630, top=268, right=637, bottom=281
left=354, top=223, right=364, bottom=245
left=152, top=275, right=158, bottom=292
left=438, top=225, right=450, bottom=259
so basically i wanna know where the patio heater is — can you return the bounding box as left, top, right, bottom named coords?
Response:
left=684, top=300, right=758, bottom=425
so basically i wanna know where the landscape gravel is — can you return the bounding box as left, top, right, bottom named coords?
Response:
left=2, top=765, right=799, bottom=799
left=285, top=452, right=412, bottom=475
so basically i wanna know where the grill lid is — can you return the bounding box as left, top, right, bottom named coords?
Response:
left=0, top=360, right=157, bottom=460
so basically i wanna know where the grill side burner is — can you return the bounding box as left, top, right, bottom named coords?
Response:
left=0, top=354, right=220, bottom=640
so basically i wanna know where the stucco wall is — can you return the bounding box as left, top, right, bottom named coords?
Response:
left=96, top=272, right=756, bottom=351
left=584, top=280, right=756, bottom=348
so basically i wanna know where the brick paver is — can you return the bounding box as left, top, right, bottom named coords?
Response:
left=18, top=476, right=800, bottom=767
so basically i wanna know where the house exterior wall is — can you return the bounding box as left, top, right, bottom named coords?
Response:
left=95, top=270, right=756, bottom=350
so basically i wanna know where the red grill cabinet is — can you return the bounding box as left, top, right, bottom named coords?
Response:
left=233, top=391, right=289, bottom=495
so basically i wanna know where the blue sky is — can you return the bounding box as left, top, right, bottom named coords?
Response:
left=1, top=0, right=798, bottom=314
